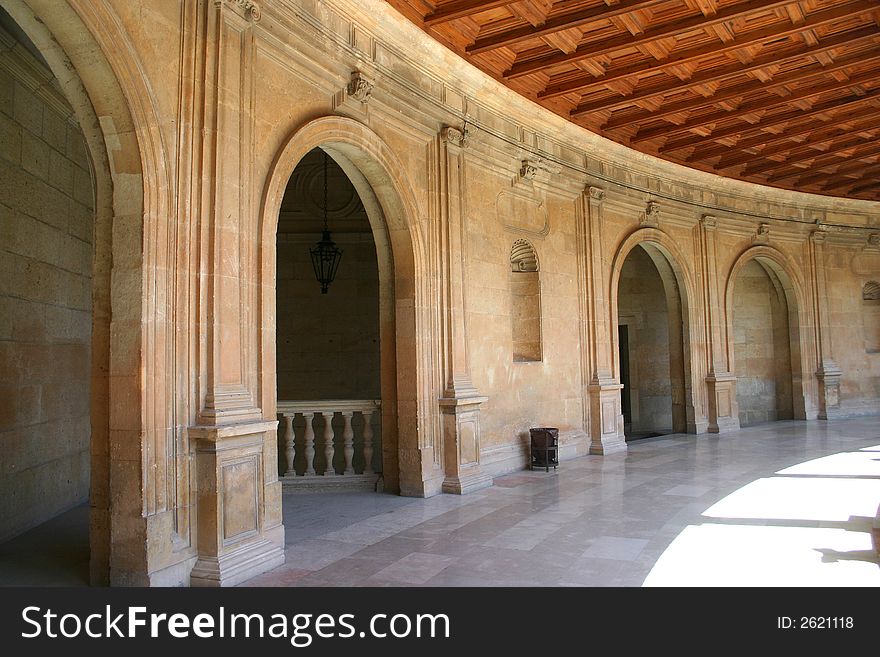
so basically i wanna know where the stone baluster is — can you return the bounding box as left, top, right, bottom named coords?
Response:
left=302, top=412, right=316, bottom=476
left=282, top=413, right=295, bottom=476
left=321, top=411, right=335, bottom=475
left=341, top=411, right=355, bottom=475
left=361, top=409, right=374, bottom=474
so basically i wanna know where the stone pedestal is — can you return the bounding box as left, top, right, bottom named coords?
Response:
left=588, top=379, right=627, bottom=455
left=705, top=372, right=741, bottom=433
left=440, top=394, right=493, bottom=494
left=189, top=421, right=284, bottom=587
left=816, top=362, right=843, bottom=420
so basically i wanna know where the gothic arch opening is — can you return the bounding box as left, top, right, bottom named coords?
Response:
left=615, top=242, right=691, bottom=439
left=730, top=256, right=805, bottom=426
left=274, top=147, right=383, bottom=487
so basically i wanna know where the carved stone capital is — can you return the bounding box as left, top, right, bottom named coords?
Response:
left=700, top=214, right=717, bottom=229
left=588, top=186, right=605, bottom=202
left=441, top=125, right=469, bottom=148
left=810, top=228, right=828, bottom=244
left=868, top=233, right=880, bottom=248
left=347, top=71, right=374, bottom=103
left=213, top=0, right=261, bottom=21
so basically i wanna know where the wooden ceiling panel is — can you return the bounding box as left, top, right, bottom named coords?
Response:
left=387, top=0, right=880, bottom=200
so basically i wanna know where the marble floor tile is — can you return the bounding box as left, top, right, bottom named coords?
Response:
left=3, top=417, right=879, bottom=588
left=580, top=536, right=650, bottom=561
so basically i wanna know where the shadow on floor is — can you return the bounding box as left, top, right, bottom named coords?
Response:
left=0, top=503, right=89, bottom=586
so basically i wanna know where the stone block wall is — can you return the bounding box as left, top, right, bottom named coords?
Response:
left=275, top=235, right=380, bottom=402
left=0, top=42, right=93, bottom=541
left=826, top=247, right=880, bottom=414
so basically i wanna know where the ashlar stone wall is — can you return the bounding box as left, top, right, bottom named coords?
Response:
left=732, top=260, right=794, bottom=426
left=0, top=30, right=93, bottom=541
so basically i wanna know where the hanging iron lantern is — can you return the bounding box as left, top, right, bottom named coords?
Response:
left=310, top=151, right=343, bottom=294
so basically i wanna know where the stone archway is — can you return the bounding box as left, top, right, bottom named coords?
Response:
left=724, top=246, right=812, bottom=423
left=259, top=116, right=437, bottom=502
left=1, top=0, right=166, bottom=585
left=609, top=228, right=705, bottom=436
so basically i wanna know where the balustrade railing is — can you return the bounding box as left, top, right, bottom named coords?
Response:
left=277, top=400, right=381, bottom=485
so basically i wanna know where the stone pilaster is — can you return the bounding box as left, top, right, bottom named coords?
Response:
left=699, top=215, right=739, bottom=432
left=438, top=126, right=492, bottom=493
left=580, top=186, right=626, bottom=455
left=809, top=229, right=843, bottom=419
left=189, top=0, right=283, bottom=585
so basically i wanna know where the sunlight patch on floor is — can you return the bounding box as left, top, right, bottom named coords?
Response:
left=775, top=451, right=880, bottom=477
left=643, top=524, right=878, bottom=586
left=702, top=476, right=880, bottom=522
left=644, top=445, right=880, bottom=587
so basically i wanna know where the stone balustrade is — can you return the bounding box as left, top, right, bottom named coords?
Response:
left=277, top=399, right=382, bottom=491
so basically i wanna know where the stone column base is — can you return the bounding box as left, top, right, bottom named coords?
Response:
left=816, top=363, right=843, bottom=420
left=705, top=373, right=740, bottom=433
left=191, top=528, right=284, bottom=587
left=442, top=468, right=493, bottom=495
left=588, top=379, right=627, bottom=455
left=189, top=420, right=285, bottom=587
left=440, top=394, right=493, bottom=494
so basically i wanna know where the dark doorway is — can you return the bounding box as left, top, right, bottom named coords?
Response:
left=618, top=324, right=632, bottom=431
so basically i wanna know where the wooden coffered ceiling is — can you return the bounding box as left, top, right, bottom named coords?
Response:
left=386, top=0, right=880, bottom=202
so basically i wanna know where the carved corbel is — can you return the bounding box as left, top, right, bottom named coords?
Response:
left=441, top=125, right=469, bottom=149
left=213, top=0, right=261, bottom=21
left=347, top=71, right=374, bottom=103
left=755, top=222, right=770, bottom=244
left=519, top=159, right=538, bottom=181
left=642, top=200, right=660, bottom=226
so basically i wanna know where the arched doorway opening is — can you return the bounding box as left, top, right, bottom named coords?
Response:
left=614, top=242, right=691, bottom=440
left=274, top=147, right=383, bottom=488
left=260, top=116, right=436, bottom=513
left=729, top=256, right=805, bottom=426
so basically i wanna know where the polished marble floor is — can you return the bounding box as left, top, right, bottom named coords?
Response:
left=1, top=417, right=878, bottom=587
left=243, top=417, right=880, bottom=587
